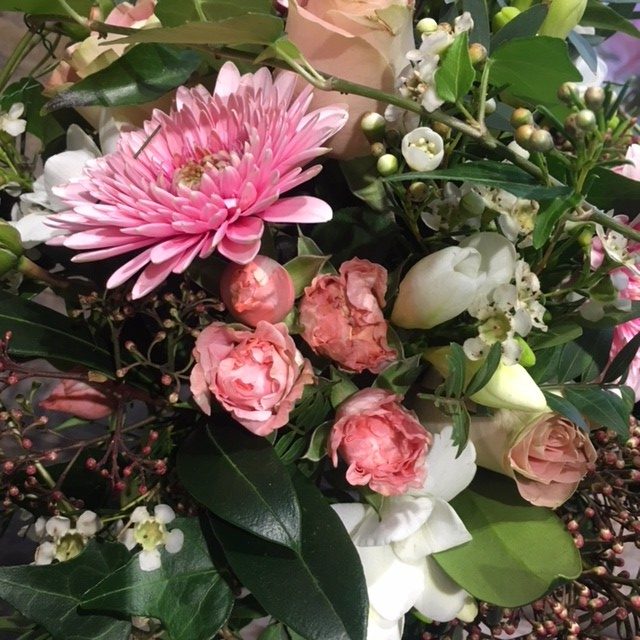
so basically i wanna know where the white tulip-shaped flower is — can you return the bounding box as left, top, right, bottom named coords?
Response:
left=401, top=126, right=444, bottom=172
left=120, top=504, right=184, bottom=572
left=333, top=427, right=477, bottom=640
left=391, top=232, right=516, bottom=329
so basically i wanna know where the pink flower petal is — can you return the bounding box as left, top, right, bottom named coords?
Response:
left=261, top=196, right=332, bottom=223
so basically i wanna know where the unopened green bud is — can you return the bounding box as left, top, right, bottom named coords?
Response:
left=564, top=113, right=580, bottom=137
left=416, top=18, right=438, bottom=34
left=538, top=0, right=587, bottom=40
left=576, top=109, right=597, bottom=131
left=469, top=43, right=488, bottom=66
left=408, top=181, right=429, bottom=201
left=528, top=129, right=554, bottom=152
left=590, top=277, right=617, bottom=303
left=577, top=227, right=594, bottom=248
left=459, top=191, right=485, bottom=218
left=557, top=82, right=577, bottom=104
left=510, top=107, right=534, bottom=128
left=492, top=6, right=520, bottom=31
left=516, top=337, right=536, bottom=368
left=361, top=112, right=386, bottom=143
left=0, top=222, right=23, bottom=258
left=0, top=248, right=18, bottom=276
left=432, top=121, right=451, bottom=138
left=377, top=153, right=398, bottom=176
left=584, top=86, right=605, bottom=110
left=371, top=142, right=386, bottom=158
left=515, top=124, right=535, bottom=147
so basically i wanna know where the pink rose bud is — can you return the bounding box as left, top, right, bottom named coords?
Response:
left=300, top=258, right=397, bottom=374
left=40, top=379, right=117, bottom=420
left=328, top=388, right=431, bottom=496
left=189, top=321, right=314, bottom=436
left=220, top=255, right=295, bottom=328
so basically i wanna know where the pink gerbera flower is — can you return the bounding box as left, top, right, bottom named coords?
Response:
left=48, top=62, right=348, bottom=298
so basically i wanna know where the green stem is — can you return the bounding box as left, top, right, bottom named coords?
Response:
left=477, top=59, right=494, bottom=129
left=56, top=0, right=90, bottom=27
left=0, top=31, right=36, bottom=94
left=586, top=210, right=640, bottom=243
left=17, top=256, right=70, bottom=290
left=193, top=0, right=208, bottom=22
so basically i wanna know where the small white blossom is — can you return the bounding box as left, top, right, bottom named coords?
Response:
left=119, top=504, right=184, bottom=571
left=595, top=221, right=640, bottom=276
left=0, top=103, right=26, bottom=137
left=401, top=127, right=444, bottom=171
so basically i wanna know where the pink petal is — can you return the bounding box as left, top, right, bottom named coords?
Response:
left=261, top=196, right=332, bottom=223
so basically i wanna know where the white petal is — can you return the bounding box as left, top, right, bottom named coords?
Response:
left=354, top=497, right=435, bottom=547
left=416, top=427, right=476, bottom=501
left=76, top=510, right=101, bottom=537
left=46, top=516, right=71, bottom=539
left=413, top=557, right=468, bottom=622
left=66, top=123, right=101, bottom=156
left=367, top=608, right=404, bottom=640
left=34, top=541, right=56, bottom=565
left=164, top=528, right=184, bottom=554
left=459, top=232, right=517, bottom=297
left=130, top=506, right=150, bottom=523
left=153, top=503, right=175, bottom=524
left=9, top=213, right=62, bottom=248
left=331, top=503, right=368, bottom=535
left=43, top=149, right=96, bottom=208
left=3, top=118, right=26, bottom=137
left=120, top=528, right=137, bottom=551
left=358, top=545, right=424, bottom=622
left=8, top=103, right=24, bottom=119
left=138, top=548, right=162, bottom=572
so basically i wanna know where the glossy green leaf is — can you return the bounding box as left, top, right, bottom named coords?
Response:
left=433, top=470, right=581, bottom=607
left=177, top=419, right=302, bottom=550
left=528, top=323, right=583, bottom=350
left=554, top=330, right=612, bottom=383
left=582, top=0, right=640, bottom=37
left=542, top=391, right=588, bottom=430
left=285, top=255, right=330, bottom=298
left=297, top=235, right=325, bottom=258
left=436, top=33, right=475, bottom=103
left=210, top=472, right=368, bottom=640
left=532, top=192, right=581, bottom=249
left=0, top=542, right=130, bottom=640
left=0, top=0, right=91, bottom=12
left=463, top=0, right=490, bottom=48
left=0, top=291, right=113, bottom=374
left=259, top=623, right=289, bottom=640
left=603, top=332, right=640, bottom=383
left=330, top=368, right=359, bottom=409
left=489, top=36, right=581, bottom=107
left=303, top=422, right=331, bottom=462
left=341, top=156, right=388, bottom=213
left=384, top=162, right=571, bottom=199
left=562, top=386, right=630, bottom=439
left=45, top=44, right=201, bottom=113
left=156, top=0, right=271, bottom=26
left=490, top=5, right=548, bottom=51
left=114, top=14, right=283, bottom=46
left=81, top=519, right=233, bottom=640
left=464, top=342, right=502, bottom=396
left=374, top=354, right=423, bottom=396
left=586, top=166, right=640, bottom=212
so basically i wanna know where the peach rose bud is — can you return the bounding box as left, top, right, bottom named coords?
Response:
left=220, top=255, right=295, bottom=328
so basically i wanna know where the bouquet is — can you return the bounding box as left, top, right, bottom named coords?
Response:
left=0, top=0, right=639, bottom=638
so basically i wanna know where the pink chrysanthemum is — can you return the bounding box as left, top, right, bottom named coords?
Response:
left=48, top=62, right=348, bottom=298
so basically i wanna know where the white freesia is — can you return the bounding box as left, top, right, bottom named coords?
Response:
left=0, top=103, right=27, bottom=137
left=401, top=126, right=444, bottom=171
left=333, top=427, right=477, bottom=640
left=391, top=232, right=516, bottom=329
left=120, top=504, right=184, bottom=571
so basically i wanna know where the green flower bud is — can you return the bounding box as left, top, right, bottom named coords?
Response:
left=416, top=18, right=438, bottom=34
left=492, top=6, right=521, bottom=31
left=0, top=221, right=23, bottom=258
left=557, top=82, right=577, bottom=104
left=510, top=107, right=534, bottom=128
left=361, top=112, right=386, bottom=143
left=370, top=142, right=387, bottom=158
left=514, top=124, right=535, bottom=147
left=577, top=226, right=594, bottom=248
left=576, top=109, right=597, bottom=131
left=516, top=337, right=536, bottom=367
left=459, top=191, right=485, bottom=218
left=528, top=129, right=554, bottom=152
left=538, top=0, right=587, bottom=39
left=408, top=181, right=429, bottom=201
left=376, top=153, right=398, bottom=176
left=469, top=43, right=488, bottom=67
left=584, top=86, right=605, bottom=110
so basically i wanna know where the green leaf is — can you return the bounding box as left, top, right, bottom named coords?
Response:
left=303, top=422, right=331, bottom=462
left=433, top=470, right=581, bottom=607
left=489, top=36, right=581, bottom=108
left=0, top=541, right=131, bottom=640
left=582, top=0, right=640, bottom=37
left=463, top=0, right=490, bottom=48
left=542, top=391, right=588, bottom=430
left=585, top=166, right=640, bottom=212
left=81, top=519, right=233, bottom=640
left=490, top=5, right=549, bottom=51
left=177, top=419, right=302, bottom=550
left=114, top=14, right=284, bottom=46
left=464, top=342, right=502, bottom=396
left=563, top=386, right=630, bottom=439
left=603, top=332, right=640, bottom=383
left=285, top=255, right=330, bottom=298
left=528, top=323, right=583, bottom=350
left=0, top=291, right=113, bottom=374
left=578, top=301, right=640, bottom=328
left=297, top=235, right=325, bottom=257
left=289, top=384, right=332, bottom=432
left=330, top=368, right=358, bottom=409
left=340, top=157, right=388, bottom=213
left=156, top=0, right=272, bottom=26
left=384, top=162, right=571, bottom=199
left=435, top=32, right=475, bottom=103
left=259, top=623, right=289, bottom=640
left=445, top=344, right=466, bottom=398
left=554, top=330, right=612, bottom=383
left=0, top=0, right=91, bottom=12
left=374, top=354, right=423, bottom=396
left=532, top=192, right=581, bottom=249
left=210, top=471, right=368, bottom=640
left=450, top=403, right=471, bottom=451
left=45, top=44, right=201, bottom=113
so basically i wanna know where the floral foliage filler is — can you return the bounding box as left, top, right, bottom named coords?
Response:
left=0, top=0, right=640, bottom=639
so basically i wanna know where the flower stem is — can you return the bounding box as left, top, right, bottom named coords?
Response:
left=17, top=256, right=70, bottom=290
left=586, top=209, right=640, bottom=243
left=0, top=30, right=36, bottom=94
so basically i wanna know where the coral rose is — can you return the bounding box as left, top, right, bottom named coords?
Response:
left=220, top=255, right=295, bottom=328
left=299, top=258, right=397, bottom=373
left=189, top=321, right=314, bottom=436
left=469, top=410, right=596, bottom=508
left=328, top=388, right=430, bottom=496
left=285, top=0, right=415, bottom=158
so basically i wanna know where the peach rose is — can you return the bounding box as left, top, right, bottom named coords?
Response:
left=299, top=258, right=397, bottom=373
left=285, top=0, right=415, bottom=158
left=220, top=255, right=295, bottom=328
left=470, top=410, right=597, bottom=508
left=328, top=388, right=430, bottom=496
left=189, top=321, right=314, bottom=436
left=40, top=379, right=116, bottom=420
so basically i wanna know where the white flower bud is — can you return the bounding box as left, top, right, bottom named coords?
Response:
left=401, top=127, right=444, bottom=172
left=416, top=18, right=438, bottom=34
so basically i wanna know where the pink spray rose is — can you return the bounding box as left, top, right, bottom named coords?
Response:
left=299, top=258, right=397, bottom=373
left=285, top=0, right=415, bottom=158
left=189, top=321, right=314, bottom=436
left=470, top=410, right=597, bottom=508
left=40, top=379, right=117, bottom=420
left=328, top=388, right=430, bottom=496
left=220, top=255, right=295, bottom=328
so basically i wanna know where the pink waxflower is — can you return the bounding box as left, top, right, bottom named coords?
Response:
left=299, top=258, right=397, bottom=373
left=328, top=388, right=430, bottom=496
left=220, top=255, right=295, bottom=327
left=189, top=321, right=314, bottom=436
left=48, top=62, right=349, bottom=299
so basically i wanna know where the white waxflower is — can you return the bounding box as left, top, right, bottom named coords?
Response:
left=333, top=427, right=477, bottom=640
left=0, top=103, right=26, bottom=137
left=401, top=127, right=444, bottom=172
left=595, top=220, right=640, bottom=276
left=120, top=504, right=184, bottom=571
left=33, top=510, right=102, bottom=565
